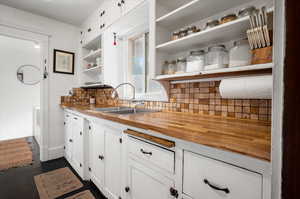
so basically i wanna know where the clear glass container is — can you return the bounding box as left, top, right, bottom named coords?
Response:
left=186, top=50, right=206, bottom=72
left=176, top=58, right=187, bottom=74
left=205, top=45, right=229, bottom=70
left=162, top=61, right=169, bottom=74
left=168, top=61, right=177, bottom=74
left=229, top=38, right=251, bottom=67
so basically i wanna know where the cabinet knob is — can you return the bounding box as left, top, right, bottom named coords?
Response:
left=69, top=139, right=73, bottom=143
left=118, top=2, right=121, bottom=7
left=121, top=0, right=125, bottom=4
left=64, top=122, right=66, bottom=125
left=80, top=132, right=82, bottom=136
left=125, top=186, right=130, bottom=193
left=87, top=28, right=92, bottom=32
left=98, top=155, right=104, bottom=160
left=170, top=187, right=178, bottom=198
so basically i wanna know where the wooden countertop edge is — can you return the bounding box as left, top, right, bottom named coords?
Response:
left=61, top=104, right=271, bottom=161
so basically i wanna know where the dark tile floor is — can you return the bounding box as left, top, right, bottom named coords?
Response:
left=0, top=137, right=106, bottom=199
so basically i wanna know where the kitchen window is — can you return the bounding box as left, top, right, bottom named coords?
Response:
left=123, top=30, right=161, bottom=100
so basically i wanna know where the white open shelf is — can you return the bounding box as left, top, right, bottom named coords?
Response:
left=156, top=16, right=250, bottom=54
left=83, top=66, right=102, bottom=73
left=155, top=63, right=273, bottom=81
left=83, top=48, right=102, bottom=61
left=156, top=0, right=249, bottom=30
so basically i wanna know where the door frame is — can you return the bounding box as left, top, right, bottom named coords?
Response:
left=0, top=24, right=50, bottom=161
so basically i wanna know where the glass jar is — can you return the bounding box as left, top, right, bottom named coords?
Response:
left=162, top=61, right=169, bottom=74
left=179, top=28, right=188, bottom=38
left=205, top=45, right=229, bottom=70
left=238, top=6, right=256, bottom=18
left=187, top=26, right=200, bottom=35
left=186, top=50, right=206, bottom=72
left=220, top=14, right=237, bottom=24
left=176, top=58, right=187, bottom=74
left=168, top=60, right=177, bottom=74
left=171, top=31, right=180, bottom=40
left=204, top=20, right=219, bottom=30
left=229, top=38, right=251, bottom=67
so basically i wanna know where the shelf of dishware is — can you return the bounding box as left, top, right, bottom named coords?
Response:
left=83, top=48, right=102, bottom=61
left=156, top=0, right=249, bottom=30
left=83, top=65, right=102, bottom=73
left=155, top=62, right=273, bottom=81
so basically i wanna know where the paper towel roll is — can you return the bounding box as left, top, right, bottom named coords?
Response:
left=219, top=75, right=272, bottom=99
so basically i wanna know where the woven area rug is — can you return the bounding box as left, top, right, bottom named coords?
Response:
left=34, top=167, right=83, bottom=199
left=65, top=190, right=96, bottom=199
left=0, top=138, right=33, bottom=171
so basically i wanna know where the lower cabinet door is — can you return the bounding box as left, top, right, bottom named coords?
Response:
left=104, top=128, right=122, bottom=199
left=90, top=122, right=105, bottom=188
left=72, top=117, right=84, bottom=177
left=64, top=113, right=73, bottom=162
left=183, top=151, right=262, bottom=199
left=127, top=159, right=175, bottom=199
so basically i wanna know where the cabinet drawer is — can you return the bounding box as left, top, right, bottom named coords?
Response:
left=183, top=151, right=262, bottom=199
left=128, top=137, right=174, bottom=173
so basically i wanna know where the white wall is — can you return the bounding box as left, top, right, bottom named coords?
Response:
left=0, top=4, right=81, bottom=160
left=0, top=35, right=40, bottom=141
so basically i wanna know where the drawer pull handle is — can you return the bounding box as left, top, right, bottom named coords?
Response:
left=140, top=149, right=152, bottom=156
left=203, top=179, right=230, bottom=194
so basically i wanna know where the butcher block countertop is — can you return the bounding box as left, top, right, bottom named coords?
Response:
left=61, top=104, right=271, bottom=161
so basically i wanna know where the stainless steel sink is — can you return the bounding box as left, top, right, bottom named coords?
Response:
left=93, top=107, right=132, bottom=112
left=106, top=108, right=158, bottom=115
left=92, top=106, right=159, bottom=115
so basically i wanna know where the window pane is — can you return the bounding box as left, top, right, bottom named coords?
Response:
left=132, top=35, right=146, bottom=94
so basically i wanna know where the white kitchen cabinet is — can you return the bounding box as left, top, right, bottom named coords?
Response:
left=183, top=151, right=262, bottom=199
left=71, top=116, right=84, bottom=177
left=64, top=113, right=72, bottom=162
left=104, top=0, right=122, bottom=28
left=122, top=0, right=144, bottom=15
left=126, top=158, right=176, bottom=199
left=63, top=113, right=85, bottom=178
left=104, top=127, right=123, bottom=199
left=89, top=121, right=106, bottom=189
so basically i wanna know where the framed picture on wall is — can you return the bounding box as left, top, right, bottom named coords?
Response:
left=53, top=49, right=75, bottom=75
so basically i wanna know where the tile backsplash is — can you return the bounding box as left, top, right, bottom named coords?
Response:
left=61, top=81, right=271, bottom=121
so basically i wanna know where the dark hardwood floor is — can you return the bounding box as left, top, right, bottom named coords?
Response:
left=0, top=137, right=106, bottom=199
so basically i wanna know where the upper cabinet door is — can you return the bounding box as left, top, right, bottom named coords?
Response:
left=103, top=0, right=122, bottom=29
left=123, top=0, right=144, bottom=15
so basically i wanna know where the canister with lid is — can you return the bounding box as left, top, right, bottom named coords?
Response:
left=186, top=50, right=206, bottom=72
left=176, top=58, right=187, bottom=74
left=205, top=45, right=229, bottom=70
left=229, top=38, right=251, bottom=67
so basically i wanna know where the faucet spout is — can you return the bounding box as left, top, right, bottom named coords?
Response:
left=111, top=82, right=135, bottom=100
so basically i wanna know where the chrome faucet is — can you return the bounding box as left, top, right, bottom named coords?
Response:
left=111, top=82, right=135, bottom=100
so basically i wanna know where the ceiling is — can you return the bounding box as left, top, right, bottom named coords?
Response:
left=0, top=0, right=103, bottom=26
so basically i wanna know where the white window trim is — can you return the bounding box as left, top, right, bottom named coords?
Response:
left=119, top=24, right=168, bottom=101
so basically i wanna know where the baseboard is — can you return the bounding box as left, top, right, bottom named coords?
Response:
left=48, top=146, right=64, bottom=160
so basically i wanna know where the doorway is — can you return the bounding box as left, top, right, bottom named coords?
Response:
left=0, top=24, right=49, bottom=161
